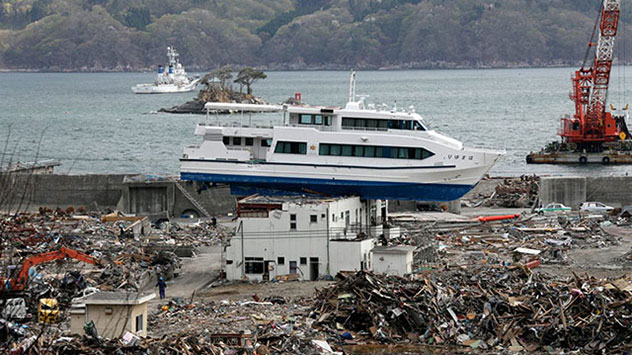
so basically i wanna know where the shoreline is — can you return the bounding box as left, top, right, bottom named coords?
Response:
left=3, top=62, right=625, bottom=74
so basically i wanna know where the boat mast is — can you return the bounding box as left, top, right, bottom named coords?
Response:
left=348, top=70, right=356, bottom=103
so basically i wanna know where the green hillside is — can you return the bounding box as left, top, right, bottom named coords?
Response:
left=1, top=0, right=631, bottom=70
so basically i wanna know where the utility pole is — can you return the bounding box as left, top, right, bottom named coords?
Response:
left=326, top=207, right=330, bottom=275
left=239, top=220, right=245, bottom=279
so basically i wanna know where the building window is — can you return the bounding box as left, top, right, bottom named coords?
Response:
left=223, top=136, right=230, bottom=145
left=310, top=215, right=317, bottom=223
left=135, top=314, right=143, bottom=332
left=245, top=257, right=264, bottom=274
left=245, top=137, right=254, bottom=146
left=233, top=137, right=242, bottom=146
left=300, top=257, right=307, bottom=265
left=290, top=214, right=297, bottom=230
left=278, top=257, right=285, bottom=265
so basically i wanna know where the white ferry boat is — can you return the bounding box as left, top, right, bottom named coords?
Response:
left=132, top=47, right=199, bottom=94
left=180, top=72, right=503, bottom=201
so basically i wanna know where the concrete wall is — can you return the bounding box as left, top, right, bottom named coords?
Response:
left=540, top=176, right=632, bottom=209
left=539, top=176, right=586, bottom=209
left=585, top=177, right=632, bottom=207
left=71, top=303, right=147, bottom=338
left=176, top=182, right=236, bottom=217
left=329, top=239, right=374, bottom=273
left=1, top=173, right=126, bottom=212
left=1, top=173, right=236, bottom=218
left=372, top=251, right=413, bottom=276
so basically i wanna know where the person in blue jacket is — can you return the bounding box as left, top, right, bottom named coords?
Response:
left=156, top=277, right=166, bottom=299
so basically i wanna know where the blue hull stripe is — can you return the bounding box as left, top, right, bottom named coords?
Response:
left=180, top=159, right=456, bottom=170
left=180, top=172, right=474, bottom=201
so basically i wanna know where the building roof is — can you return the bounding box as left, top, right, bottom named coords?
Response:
left=80, top=292, right=155, bottom=306
left=372, top=245, right=416, bottom=254
left=238, top=194, right=358, bottom=205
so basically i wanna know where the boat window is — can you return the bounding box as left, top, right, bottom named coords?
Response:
left=274, top=141, right=307, bottom=154
left=223, top=137, right=230, bottom=145
left=245, top=138, right=254, bottom=146
left=319, top=143, right=434, bottom=160
left=261, top=139, right=272, bottom=147
left=325, top=116, right=332, bottom=126
left=376, top=147, right=385, bottom=157
left=378, top=120, right=388, bottom=129
left=342, top=118, right=354, bottom=127
left=414, top=121, right=425, bottom=131
left=314, top=115, right=323, bottom=125
left=233, top=137, right=241, bottom=146
left=300, top=114, right=312, bottom=124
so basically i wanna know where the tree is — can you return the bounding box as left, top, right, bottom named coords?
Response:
left=234, top=67, right=266, bottom=95
left=215, top=65, right=233, bottom=88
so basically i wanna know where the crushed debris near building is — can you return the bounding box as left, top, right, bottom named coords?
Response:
left=2, top=192, right=632, bottom=354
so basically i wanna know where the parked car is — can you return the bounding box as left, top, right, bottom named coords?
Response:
left=579, top=201, right=614, bottom=214
left=536, top=203, right=571, bottom=214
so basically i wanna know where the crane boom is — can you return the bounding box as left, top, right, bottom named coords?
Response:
left=560, top=0, right=621, bottom=150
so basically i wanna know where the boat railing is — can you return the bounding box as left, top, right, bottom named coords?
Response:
left=285, top=124, right=337, bottom=131
left=199, top=122, right=275, bottom=129
left=341, top=126, right=389, bottom=132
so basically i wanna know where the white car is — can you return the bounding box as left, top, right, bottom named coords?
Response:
left=579, top=202, right=614, bottom=214
left=535, top=203, right=571, bottom=214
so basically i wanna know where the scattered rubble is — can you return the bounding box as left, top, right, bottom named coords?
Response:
left=462, top=176, right=539, bottom=208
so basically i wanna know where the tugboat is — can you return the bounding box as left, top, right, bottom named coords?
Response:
left=527, top=0, right=632, bottom=164
left=132, top=47, right=199, bottom=94
left=180, top=71, right=503, bottom=201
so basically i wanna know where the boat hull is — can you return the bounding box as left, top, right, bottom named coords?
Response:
left=179, top=157, right=493, bottom=201
left=182, top=171, right=474, bottom=201
left=131, top=82, right=197, bottom=94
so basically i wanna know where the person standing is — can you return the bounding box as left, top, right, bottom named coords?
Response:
left=156, top=277, right=166, bottom=299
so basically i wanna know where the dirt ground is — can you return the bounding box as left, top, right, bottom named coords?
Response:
left=540, top=225, right=632, bottom=278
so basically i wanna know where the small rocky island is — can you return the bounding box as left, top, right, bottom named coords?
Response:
left=159, top=66, right=269, bottom=114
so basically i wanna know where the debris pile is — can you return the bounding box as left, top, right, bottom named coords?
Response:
left=312, top=269, right=632, bottom=352
left=0, top=209, right=232, bottom=353
left=149, top=297, right=322, bottom=354
left=462, top=176, right=539, bottom=208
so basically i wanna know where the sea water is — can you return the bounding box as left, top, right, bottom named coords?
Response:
left=1, top=68, right=632, bottom=176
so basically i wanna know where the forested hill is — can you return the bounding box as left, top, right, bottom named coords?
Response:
left=1, top=0, right=631, bottom=71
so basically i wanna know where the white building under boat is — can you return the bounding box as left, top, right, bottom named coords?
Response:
left=224, top=195, right=388, bottom=281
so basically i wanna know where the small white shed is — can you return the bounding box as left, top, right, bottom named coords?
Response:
left=372, top=245, right=415, bottom=276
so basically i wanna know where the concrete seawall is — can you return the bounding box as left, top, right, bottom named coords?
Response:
left=1, top=173, right=236, bottom=217
left=540, top=176, right=632, bottom=209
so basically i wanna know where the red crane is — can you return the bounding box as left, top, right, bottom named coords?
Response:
left=0, top=246, right=101, bottom=293
left=559, top=0, right=625, bottom=152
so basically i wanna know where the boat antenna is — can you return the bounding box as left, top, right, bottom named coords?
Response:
left=348, top=69, right=356, bottom=103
